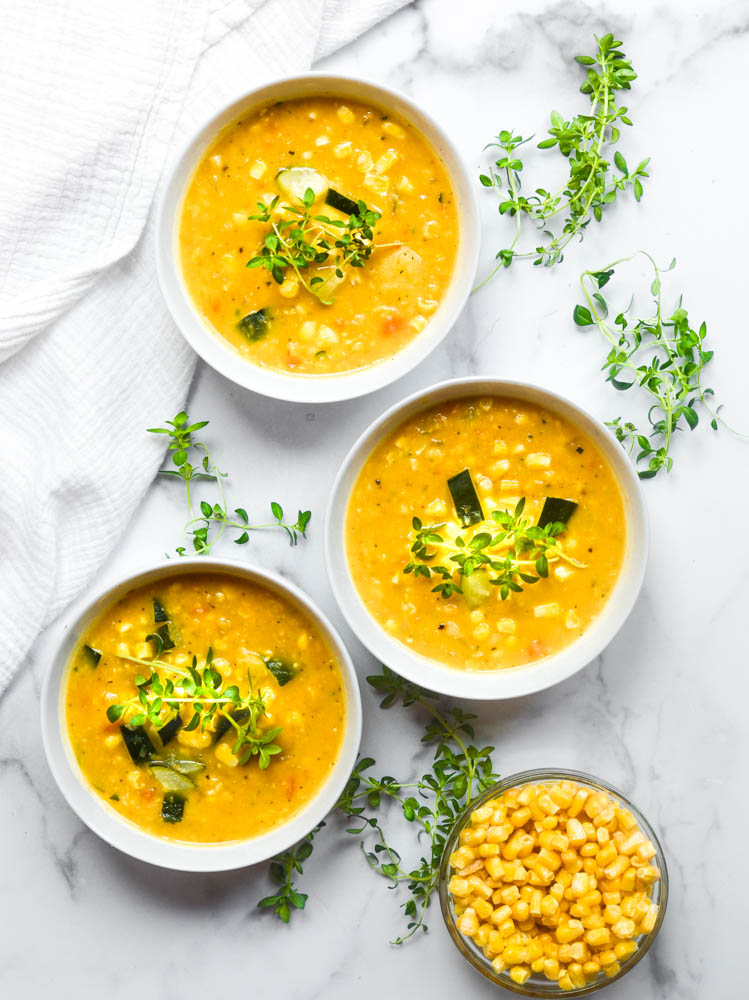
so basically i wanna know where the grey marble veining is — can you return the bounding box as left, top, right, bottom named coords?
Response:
left=3, top=1, right=749, bottom=996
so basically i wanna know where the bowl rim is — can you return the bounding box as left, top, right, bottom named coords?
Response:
left=438, top=767, right=669, bottom=996
left=155, top=71, right=480, bottom=404
left=39, top=555, right=362, bottom=872
left=324, top=376, right=649, bottom=700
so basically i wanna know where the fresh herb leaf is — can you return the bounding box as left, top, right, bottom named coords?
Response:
left=477, top=33, right=648, bottom=286
left=147, top=412, right=311, bottom=556
left=576, top=251, right=736, bottom=478
left=258, top=668, right=501, bottom=943
left=257, top=822, right=324, bottom=922
left=405, top=499, right=585, bottom=602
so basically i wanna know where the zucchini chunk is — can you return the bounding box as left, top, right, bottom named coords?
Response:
left=120, top=725, right=156, bottom=764
left=264, top=656, right=298, bottom=686
left=156, top=623, right=175, bottom=651
left=214, top=708, right=249, bottom=742
left=313, top=266, right=347, bottom=303
left=150, top=764, right=196, bottom=793
left=82, top=644, right=102, bottom=668
left=161, top=792, right=185, bottom=824
left=160, top=756, right=205, bottom=776
left=448, top=469, right=484, bottom=527
left=276, top=166, right=329, bottom=204
left=325, top=188, right=359, bottom=216
left=157, top=715, right=182, bottom=747
left=237, top=309, right=270, bottom=343
left=461, top=570, right=493, bottom=609
left=153, top=598, right=168, bottom=623
left=538, top=497, right=578, bottom=529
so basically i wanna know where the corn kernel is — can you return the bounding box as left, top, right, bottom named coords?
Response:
left=509, top=966, right=531, bottom=985
left=543, top=958, right=560, bottom=980
left=614, top=939, right=638, bottom=960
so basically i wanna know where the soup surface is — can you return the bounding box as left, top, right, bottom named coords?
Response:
left=180, top=96, right=459, bottom=375
left=346, top=396, right=626, bottom=670
left=65, top=573, right=345, bottom=843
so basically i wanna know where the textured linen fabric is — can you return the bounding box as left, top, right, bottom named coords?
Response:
left=0, top=0, right=410, bottom=693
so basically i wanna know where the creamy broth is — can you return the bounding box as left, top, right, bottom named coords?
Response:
left=346, top=396, right=626, bottom=670
left=65, top=573, right=345, bottom=843
left=180, top=96, right=458, bottom=375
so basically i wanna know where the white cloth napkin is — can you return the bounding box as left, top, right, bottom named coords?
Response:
left=0, top=0, right=410, bottom=694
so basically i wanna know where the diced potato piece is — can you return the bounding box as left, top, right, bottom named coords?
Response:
left=397, top=175, right=414, bottom=193
left=333, top=141, right=353, bottom=159
left=375, top=148, right=400, bottom=174
left=534, top=603, right=561, bottom=618
left=337, top=105, right=354, bottom=124
left=363, top=172, right=389, bottom=197
left=249, top=159, right=267, bottom=179
left=383, top=121, right=406, bottom=139
left=355, top=150, right=374, bottom=171
left=279, top=274, right=299, bottom=298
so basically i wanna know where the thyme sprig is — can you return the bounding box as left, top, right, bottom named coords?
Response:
left=106, top=637, right=282, bottom=768
left=404, top=499, right=583, bottom=599
left=477, top=33, right=648, bottom=285
left=573, top=251, right=733, bottom=479
left=257, top=667, right=500, bottom=943
left=248, top=187, right=381, bottom=303
left=148, top=411, right=311, bottom=555
left=257, top=822, right=324, bottom=922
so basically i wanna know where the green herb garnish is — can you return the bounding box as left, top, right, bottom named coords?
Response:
left=404, top=498, right=584, bottom=600
left=257, top=667, right=500, bottom=943
left=248, top=187, right=381, bottom=304
left=148, top=411, right=311, bottom=555
left=106, top=635, right=283, bottom=770
left=477, top=33, right=648, bottom=284
left=574, top=251, right=733, bottom=479
left=257, top=822, right=324, bottom=922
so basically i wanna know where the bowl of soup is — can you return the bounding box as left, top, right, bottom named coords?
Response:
left=156, top=73, right=479, bottom=402
left=325, top=378, right=647, bottom=699
left=41, top=558, right=362, bottom=871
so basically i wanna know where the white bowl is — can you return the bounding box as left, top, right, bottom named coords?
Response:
left=325, top=378, right=648, bottom=700
left=156, top=73, right=479, bottom=403
left=40, top=557, right=362, bottom=871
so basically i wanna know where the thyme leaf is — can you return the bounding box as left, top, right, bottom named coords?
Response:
left=404, top=500, right=584, bottom=600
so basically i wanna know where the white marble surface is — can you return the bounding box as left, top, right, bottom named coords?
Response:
left=3, top=1, right=749, bottom=996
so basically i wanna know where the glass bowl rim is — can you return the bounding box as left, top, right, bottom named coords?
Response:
left=438, top=767, right=669, bottom=997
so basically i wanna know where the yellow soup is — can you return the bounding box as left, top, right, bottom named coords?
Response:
left=346, top=396, right=626, bottom=670
left=180, top=96, right=458, bottom=375
left=65, top=573, right=345, bottom=843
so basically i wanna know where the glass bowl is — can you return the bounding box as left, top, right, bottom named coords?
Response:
left=439, top=769, right=668, bottom=996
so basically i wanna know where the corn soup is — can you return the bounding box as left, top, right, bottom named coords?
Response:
left=346, top=396, right=626, bottom=670
left=65, top=573, right=345, bottom=843
left=179, top=96, right=458, bottom=375
left=447, top=779, right=662, bottom=990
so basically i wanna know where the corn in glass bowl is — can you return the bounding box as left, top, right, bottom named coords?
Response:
left=439, top=769, right=668, bottom=996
